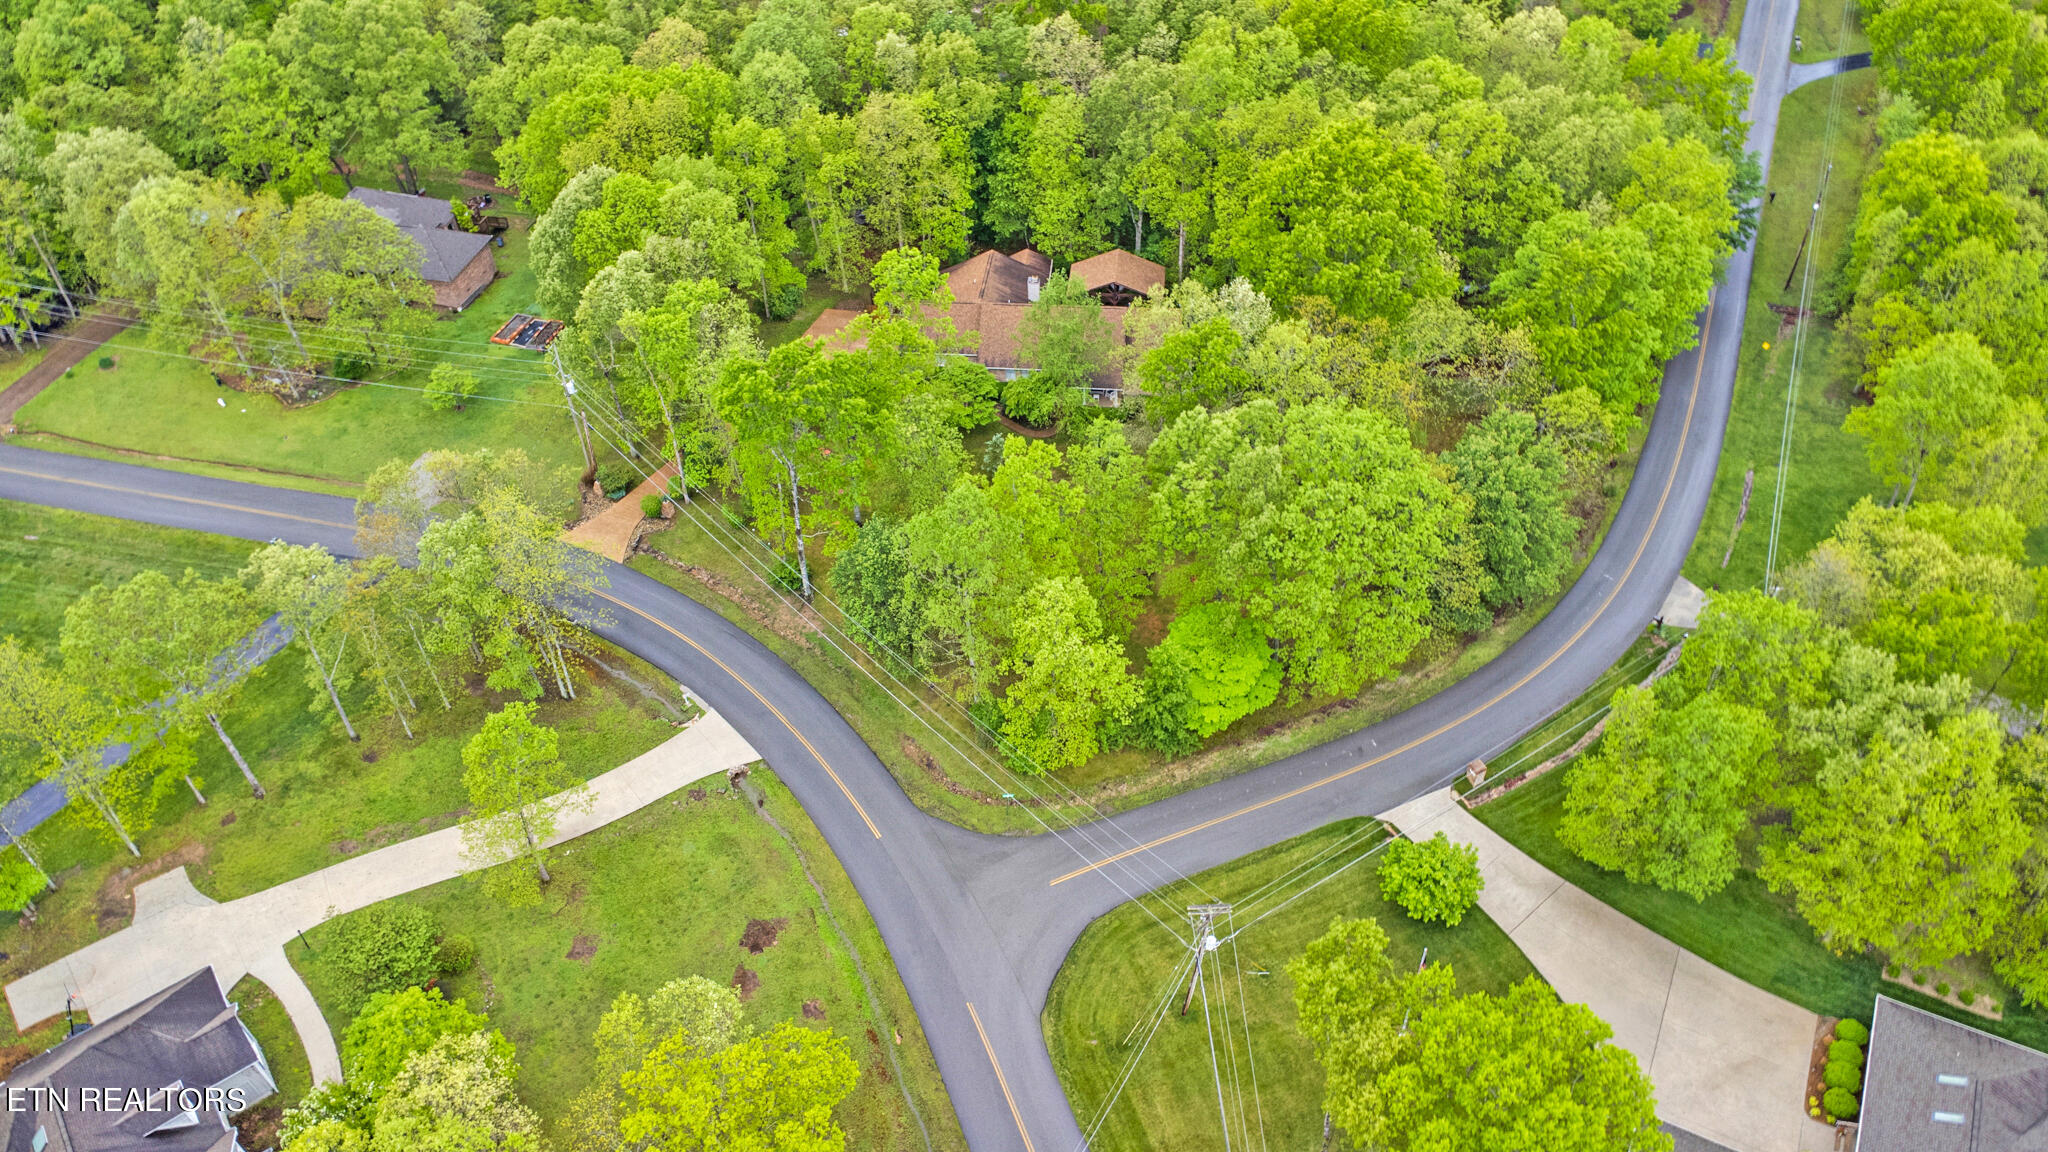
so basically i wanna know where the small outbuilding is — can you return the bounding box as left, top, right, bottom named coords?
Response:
left=0, top=968, right=277, bottom=1152
left=345, top=188, right=498, bottom=312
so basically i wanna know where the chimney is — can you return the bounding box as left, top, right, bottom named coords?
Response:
left=1026, top=276, right=1040, bottom=303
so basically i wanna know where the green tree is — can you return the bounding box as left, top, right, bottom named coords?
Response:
left=342, top=987, right=499, bottom=1086
left=371, top=1032, right=544, bottom=1152
left=1444, top=409, right=1578, bottom=609
left=1493, top=209, right=1670, bottom=413
left=1845, top=332, right=2013, bottom=507
left=1218, top=118, right=1452, bottom=321
left=1065, top=421, right=1155, bottom=631
left=0, top=851, right=50, bottom=922
left=565, top=975, right=747, bottom=1151
left=1277, top=0, right=1414, bottom=78
left=1009, top=271, right=1112, bottom=427
left=424, top=363, right=481, bottom=412
left=1148, top=602, right=1280, bottom=738
left=42, top=127, right=175, bottom=284
left=1761, top=709, right=2028, bottom=967
left=1560, top=686, right=1777, bottom=899
left=1379, top=832, right=1485, bottom=926
left=459, top=701, right=590, bottom=906
left=0, top=637, right=129, bottom=855
left=1149, top=399, right=1457, bottom=697
left=267, top=0, right=456, bottom=191
left=1137, top=316, right=1251, bottom=426
left=1379, top=979, right=1669, bottom=1152
left=1868, top=0, right=2020, bottom=129
left=619, top=1020, right=858, bottom=1152
left=242, top=542, right=358, bottom=740
left=999, top=577, right=1140, bottom=772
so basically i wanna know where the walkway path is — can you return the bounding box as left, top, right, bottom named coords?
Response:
left=5, top=709, right=758, bottom=1083
left=1383, top=789, right=1821, bottom=1152
left=564, top=464, right=675, bottom=562
left=0, top=312, right=136, bottom=427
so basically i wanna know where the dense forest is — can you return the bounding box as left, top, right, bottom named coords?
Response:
left=0, top=0, right=1756, bottom=771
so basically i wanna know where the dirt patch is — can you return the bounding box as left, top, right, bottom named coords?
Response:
left=688, top=787, right=707, bottom=802
left=899, top=734, right=1053, bottom=809
left=731, top=965, right=760, bottom=1000
left=637, top=546, right=820, bottom=653
left=219, top=811, right=236, bottom=827
left=95, top=842, right=206, bottom=931
left=360, top=748, right=380, bottom=763
left=233, top=1105, right=283, bottom=1151
left=0, top=1044, right=37, bottom=1079
left=556, top=882, right=586, bottom=914
left=802, top=998, right=826, bottom=1020
left=739, top=917, right=788, bottom=954
left=331, top=818, right=432, bottom=857
left=565, top=934, right=600, bottom=963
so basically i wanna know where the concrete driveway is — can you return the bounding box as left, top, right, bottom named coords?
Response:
left=1384, top=789, right=1820, bottom=1152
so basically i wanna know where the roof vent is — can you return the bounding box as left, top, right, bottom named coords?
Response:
left=1933, top=1111, right=1967, bottom=1125
left=1937, top=1073, right=1970, bottom=1087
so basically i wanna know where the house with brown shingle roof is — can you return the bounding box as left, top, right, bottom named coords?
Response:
left=802, top=246, right=1164, bottom=405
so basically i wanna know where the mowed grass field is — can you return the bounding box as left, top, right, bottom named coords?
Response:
left=1044, top=818, right=1537, bottom=1151
left=294, top=769, right=965, bottom=1152
left=11, top=231, right=586, bottom=487
left=1685, top=70, right=1882, bottom=594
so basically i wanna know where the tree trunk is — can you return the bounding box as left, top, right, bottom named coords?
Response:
left=782, top=452, right=812, bottom=599
left=519, top=808, right=550, bottom=883
left=1176, top=223, right=1186, bottom=281
left=1134, top=207, right=1144, bottom=260
left=87, top=787, right=139, bottom=857
left=306, top=636, right=357, bottom=740
left=406, top=620, right=451, bottom=709
left=1903, top=450, right=1925, bottom=508
left=2, top=825, right=54, bottom=889
left=331, top=154, right=355, bottom=190
left=206, top=712, right=266, bottom=798
left=29, top=232, right=76, bottom=319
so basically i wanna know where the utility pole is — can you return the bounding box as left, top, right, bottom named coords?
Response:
left=1781, top=161, right=1834, bottom=293
left=1181, top=903, right=1231, bottom=1016
left=551, top=346, right=597, bottom=477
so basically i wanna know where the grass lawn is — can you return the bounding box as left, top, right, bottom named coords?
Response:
left=291, top=768, right=964, bottom=1152
left=0, top=343, right=47, bottom=392
left=0, top=501, right=262, bottom=648
left=1457, top=634, right=1670, bottom=798
left=1673, top=0, right=1747, bottom=43
left=11, top=230, right=586, bottom=488
left=1684, top=70, right=1882, bottom=594
left=1792, top=0, right=1865, bottom=62
left=761, top=275, right=867, bottom=349
left=1044, top=818, right=1537, bottom=1150
left=228, top=974, right=314, bottom=1109
left=1471, top=764, right=2048, bottom=1051
left=629, top=428, right=1644, bottom=835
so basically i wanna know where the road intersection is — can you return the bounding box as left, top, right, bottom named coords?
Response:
left=0, top=1, right=1832, bottom=1144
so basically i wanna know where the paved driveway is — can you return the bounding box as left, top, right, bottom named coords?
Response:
left=1384, top=789, right=1820, bottom=1152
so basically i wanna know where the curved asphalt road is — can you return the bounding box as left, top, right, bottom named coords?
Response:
left=0, top=10, right=1839, bottom=1149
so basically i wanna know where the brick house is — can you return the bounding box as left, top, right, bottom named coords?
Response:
left=345, top=188, right=498, bottom=311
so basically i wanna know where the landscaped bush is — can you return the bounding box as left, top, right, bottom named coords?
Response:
left=1937, top=982, right=1951, bottom=996
left=1823, top=1061, right=1863, bottom=1091
left=641, top=493, right=663, bottom=518
left=435, top=934, right=476, bottom=974
left=96, top=355, right=113, bottom=370
left=1827, top=1039, right=1864, bottom=1066
left=1884, top=963, right=1900, bottom=978
left=341, top=985, right=496, bottom=1085
left=1961, top=989, right=1977, bottom=1005
left=1834, top=1018, right=1869, bottom=1044
left=1378, top=832, right=1485, bottom=927
left=596, top=460, right=638, bottom=498
left=1823, top=1087, right=1859, bottom=1120
left=327, top=905, right=442, bottom=1006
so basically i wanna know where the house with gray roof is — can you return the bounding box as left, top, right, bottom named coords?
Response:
left=0, top=969, right=276, bottom=1152
left=345, top=188, right=498, bottom=311
left=1859, top=993, right=2048, bottom=1151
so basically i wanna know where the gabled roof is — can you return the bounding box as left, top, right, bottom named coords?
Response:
left=0, top=968, right=273, bottom=1152
left=1070, top=248, right=1165, bottom=297
left=945, top=249, right=1041, bottom=306
left=1860, top=994, right=2048, bottom=1152
left=408, top=227, right=494, bottom=284
left=346, top=187, right=455, bottom=231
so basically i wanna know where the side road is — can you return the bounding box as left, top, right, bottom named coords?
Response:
left=5, top=710, right=759, bottom=1082
left=1384, top=789, right=1824, bottom=1152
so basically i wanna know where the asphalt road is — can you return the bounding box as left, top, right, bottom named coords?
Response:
left=0, top=7, right=1811, bottom=1146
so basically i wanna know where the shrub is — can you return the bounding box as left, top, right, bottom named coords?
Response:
left=1823, top=1061, right=1863, bottom=1091
left=1884, top=963, right=1900, bottom=978
left=1937, top=982, right=1951, bottom=997
left=1378, top=832, right=1485, bottom=927
left=435, top=934, right=476, bottom=974
left=96, top=355, right=113, bottom=370
left=1960, top=989, right=1976, bottom=1005
left=641, top=493, right=663, bottom=518
left=1834, top=1018, right=1869, bottom=1044
left=596, top=460, right=637, bottom=497
left=424, top=363, right=480, bottom=412
left=326, top=904, right=441, bottom=1005
left=1823, top=1087, right=1859, bottom=1120
left=1827, top=1039, right=1864, bottom=1067
left=341, top=985, right=498, bottom=1085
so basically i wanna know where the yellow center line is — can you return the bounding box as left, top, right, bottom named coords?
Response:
left=1051, top=293, right=1721, bottom=887
left=967, top=1001, right=1037, bottom=1152
left=0, top=465, right=355, bottom=530
left=593, top=589, right=881, bottom=839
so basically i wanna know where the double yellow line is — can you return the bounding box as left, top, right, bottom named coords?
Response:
left=1050, top=293, right=1720, bottom=886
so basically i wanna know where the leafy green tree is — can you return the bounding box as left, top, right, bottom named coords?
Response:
left=1663, top=588, right=1838, bottom=722
left=1848, top=133, right=2017, bottom=304
left=242, top=542, right=358, bottom=740
left=1868, top=0, right=2020, bottom=129
left=530, top=165, right=618, bottom=319
left=565, top=976, right=748, bottom=1151
left=1560, top=686, right=1777, bottom=899
left=828, top=518, right=923, bottom=662
left=42, top=127, right=175, bottom=284
left=1378, top=979, right=1669, bottom=1152
left=326, top=904, right=443, bottom=1008
left=425, top=364, right=481, bottom=412
left=847, top=92, right=970, bottom=260
left=1147, top=602, right=1280, bottom=738
left=267, top=0, right=456, bottom=191
left=1762, top=709, right=2028, bottom=968
left=1493, top=209, right=1669, bottom=413
left=1149, top=399, right=1457, bottom=697
left=1009, top=271, right=1112, bottom=427
left=0, top=637, right=129, bottom=855
left=1625, top=32, right=1752, bottom=159
left=1379, top=831, right=1485, bottom=926
left=459, top=702, right=590, bottom=906
left=1845, top=332, right=2013, bottom=507
left=1064, top=421, right=1155, bottom=631
left=0, top=850, right=50, bottom=922
left=1277, top=0, right=1415, bottom=78
left=1288, top=916, right=1456, bottom=1149
left=1137, top=316, right=1251, bottom=426
left=343, top=987, right=499, bottom=1086
left=1219, top=118, right=1451, bottom=321
left=371, top=1032, right=544, bottom=1152
left=999, top=577, right=1140, bottom=772
left=619, top=1020, right=858, bottom=1152
left=208, top=39, right=328, bottom=195
left=1444, top=409, right=1578, bottom=609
